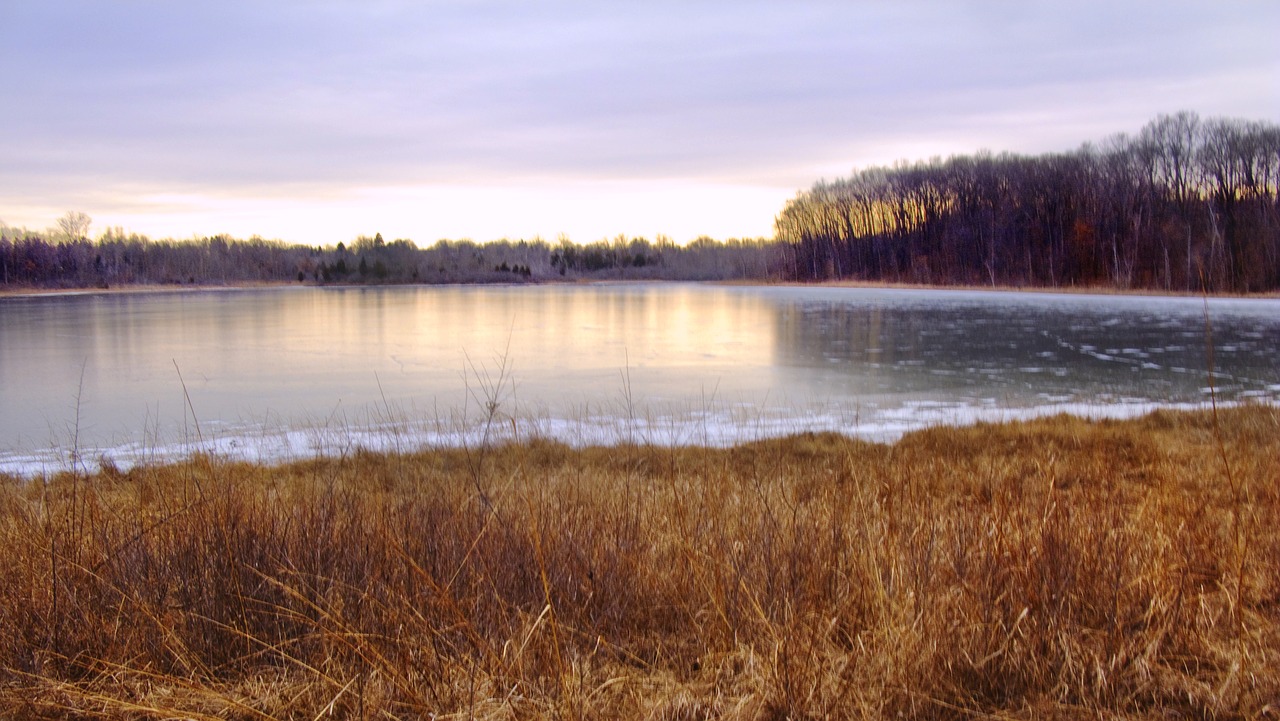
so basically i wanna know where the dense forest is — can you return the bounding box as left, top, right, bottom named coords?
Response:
left=0, top=227, right=781, bottom=289
left=777, top=112, right=1280, bottom=292
left=4, top=112, right=1277, bottom=293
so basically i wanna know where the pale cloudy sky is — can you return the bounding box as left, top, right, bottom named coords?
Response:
left=2, top=1, right=1276, bottom=245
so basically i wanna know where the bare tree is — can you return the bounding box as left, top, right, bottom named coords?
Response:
left=56, top=211, right=92, bottom=242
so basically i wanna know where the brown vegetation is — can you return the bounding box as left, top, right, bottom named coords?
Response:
left=1, top=406, right=1278, bottom=719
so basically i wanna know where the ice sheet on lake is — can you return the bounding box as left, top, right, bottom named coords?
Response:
left=5, top=285, right=1277, bottom=479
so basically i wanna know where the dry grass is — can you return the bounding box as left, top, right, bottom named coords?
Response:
left=1, top=406, right=1278, bottom=719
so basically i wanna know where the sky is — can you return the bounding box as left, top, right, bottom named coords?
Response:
left=2, top=1, right=1277, bottom=247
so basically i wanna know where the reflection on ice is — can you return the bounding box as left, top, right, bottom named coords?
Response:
left=2, top=284, right=1277, bottom=478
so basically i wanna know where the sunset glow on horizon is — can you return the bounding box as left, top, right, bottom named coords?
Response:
left=69, top=180, right=797, bottom=248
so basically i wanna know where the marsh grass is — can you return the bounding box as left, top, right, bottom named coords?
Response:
left=1, top=406, right=1278, bottom=719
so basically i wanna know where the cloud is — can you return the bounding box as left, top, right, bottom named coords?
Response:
left=2, top=1, right=1276, bottom=239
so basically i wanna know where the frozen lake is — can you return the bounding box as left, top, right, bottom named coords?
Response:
left=2, top=283, right=1277, bottom=475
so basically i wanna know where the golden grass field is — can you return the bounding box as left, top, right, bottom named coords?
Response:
left=1, top=405, right=1277, bottom=719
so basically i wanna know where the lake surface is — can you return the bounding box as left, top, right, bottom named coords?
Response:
left=2, top=284, right=1277, bottom=475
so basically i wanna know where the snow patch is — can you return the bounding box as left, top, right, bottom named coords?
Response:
left=4, top=397, right=1272, bottom=480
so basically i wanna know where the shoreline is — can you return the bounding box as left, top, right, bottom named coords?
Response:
left=5, top=398, right=1276, bottom=481
left=719, top=277, right=1280, bottom=300
left=4, top=277, right=1278, bottom=300
left=0, top=279, right=303, bottom=299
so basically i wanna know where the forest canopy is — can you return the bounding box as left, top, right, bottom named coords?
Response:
left=776, top=112, right=1280, bottom=292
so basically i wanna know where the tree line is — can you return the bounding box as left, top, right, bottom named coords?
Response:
left=0, top=223, right=782, bottom=289
left=776, top=112, right=1280, bottom=292
left=5, top=111, right=1277, bottom=293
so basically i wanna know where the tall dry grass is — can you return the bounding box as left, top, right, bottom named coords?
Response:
left=1, top=406, right=1277, bottom=719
